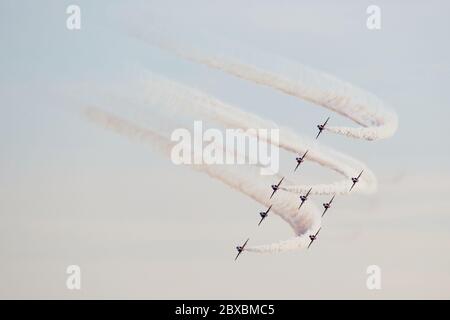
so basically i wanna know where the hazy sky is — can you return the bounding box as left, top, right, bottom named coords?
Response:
left=1, top=0, right=449, bottom=299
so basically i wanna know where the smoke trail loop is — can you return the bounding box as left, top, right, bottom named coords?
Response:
left=85, top=31, right=398, bottom=253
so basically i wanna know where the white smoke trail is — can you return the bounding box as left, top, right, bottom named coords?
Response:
left=84, top=33, right=397, bottom=253
left=84, top=106, right=320, bottom=246
left=138, top=75, right=377, bottom=196
left=149, top=37, right=398, bottom=141
left=128, top=75, right=380, bottom=253
left=127, top=33, right=398, bottom=252
left=82, top=73, right=385, bottom=254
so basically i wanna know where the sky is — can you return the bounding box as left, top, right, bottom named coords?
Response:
left=0, top=0, right=450, bottom=299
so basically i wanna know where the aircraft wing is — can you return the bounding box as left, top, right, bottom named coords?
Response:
left=315, top=130, right=322, bottom=139
left=329, top=195, right=335, bottom=204
left=349, top=181, right=356, bottom=192
left=324, top=117, right=330, bottom=126
left=321, top=207, right=328, bottom=217
left=266, top=205, right=272, bottom=214
left=306, top=188, right=312, bottom=197
left=314, top=227, right=322, bottom=237
left=294, top=162, right=301, bottom=172
left=298, top=201, right=305, bottom=210
left=270, top=189, right=277, bottom=199
left=357, top=170, right=364, bottom=179
left=258, top=216, right=265, bottom=226
left=234, top=251, right=242, bottom=261
left=277, top=177, right=284, bottom=187
left=303, top=150, right=309, bottom=159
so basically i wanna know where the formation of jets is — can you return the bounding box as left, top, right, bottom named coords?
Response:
left=235, top=117, right=364, bottom=260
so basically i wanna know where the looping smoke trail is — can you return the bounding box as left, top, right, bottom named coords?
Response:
left=135, top=26, right=398, bottom=137
left=84, top=106, right=319, bottom=240
left=130, top=35, right=398, bottom=253
left=138, top=75, right=378, bottom=197
left=85, top=34, right=398, bottom=253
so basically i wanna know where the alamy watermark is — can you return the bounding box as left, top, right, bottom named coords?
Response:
left=66, top=265, right=81, bottom=290
left=366, top=265, right=382, bottom=290
left=66, top=5, right=81, bottom=30
left=367, top=5, right=381, bottom=30
left=170, top=121, right=280, bottom=175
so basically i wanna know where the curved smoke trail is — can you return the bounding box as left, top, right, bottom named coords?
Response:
left=150, top=35, right=398, bottom=141
left=132, top=36, right=398, bottom=253
left=85, top=35, right=398, bottom=253
left=138, top=75, right=377, bottom=196
left=84, top=105, right=320, bottom=244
